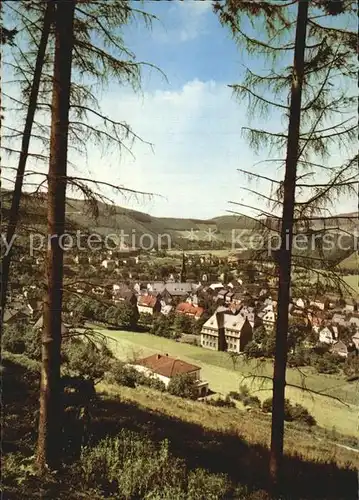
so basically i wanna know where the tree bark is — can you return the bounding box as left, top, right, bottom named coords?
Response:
left=269, top=0, right=309, bottom=494
left=1, top=1, right=54, bottom=323
left=37, top=0, right=75, bottom=472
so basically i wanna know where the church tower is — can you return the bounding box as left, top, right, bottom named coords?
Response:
left=180, top=252, right=186, bottom=282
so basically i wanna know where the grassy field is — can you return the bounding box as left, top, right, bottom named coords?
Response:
left=339, top=252, right=358, bottom=271
left=98, top=329, right=359, bottom=437
left=3, top=351, right=358, bottom=499
left=342, top=274, right=359, bottom=296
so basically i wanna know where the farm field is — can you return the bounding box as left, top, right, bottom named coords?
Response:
left=98, top=329, right=359, bottom=437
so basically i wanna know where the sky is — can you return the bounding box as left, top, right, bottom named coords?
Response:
left=91, top=0, right=264, bottom=219
left=3, top=0, right=358, bottom=220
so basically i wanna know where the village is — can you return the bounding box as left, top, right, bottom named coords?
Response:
left=4, top=247, right=359, bottom=394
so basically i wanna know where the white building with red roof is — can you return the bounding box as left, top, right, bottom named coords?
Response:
left=131, top=353, right=208, bottom=397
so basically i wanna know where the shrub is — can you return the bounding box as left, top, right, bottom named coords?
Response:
left=253, top=326, right=267, bottom=345
left=187, top=468, right=234, bottom=500
left=167, top=373, right=198, bottom=400
left=77, top=430, right=234, bottom=499
left=109, top=361, right=167, bottom=392
left=242, top=395, right=261, bottom=408
left=261, top=398, right=316, bottom=426
left=312, top=353, right=340, bottom=374
left=289, top=403, right=316, bottom=426
left=343, top=353, right=359, bottom=378
left=206, top=396, right=235, bottom=408
left=261, top=398, right=273, bottom=414
left=146, top=377, right=166, bottom=392
left=239, top=384, right=250, bottom=398
left=261, top=332, right=276, bottom=357
left=243, top=341, right=262, bottom=358
left=78, top=431, right=186, bottom=498
left=2, top=325, right=26, bottom=354
left=287, top=347, right=311, bottom=367
left=227, top=386, right=260, bottom=407
left=63, top=338, right=113, bottom=382
left=313, top=342, right=331, bottom=355
left=228, top=391, right=241, bottom=401
left=111, top=361, right=138, bottom=388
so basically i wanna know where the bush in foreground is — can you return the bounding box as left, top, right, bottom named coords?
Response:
left=77, top=430, right=236, bottom=499
left=262, top=398, right=316, bottom=426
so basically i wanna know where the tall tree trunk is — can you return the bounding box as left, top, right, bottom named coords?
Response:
left=37, top=0, right=75, bottom=472
left=269, top=0, right=309, bottom=494
left=1, top=2, right=54, bottom=323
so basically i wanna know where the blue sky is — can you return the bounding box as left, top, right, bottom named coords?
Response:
left=3, top=0, right=357, bottom=220
left=89, top=0, right=284, bottom=219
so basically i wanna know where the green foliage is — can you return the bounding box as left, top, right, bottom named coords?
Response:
left=186, top=468, right=234, bottom=500
left=167, top=373, right=198, bottom=400
left=78, top=431, right=185, bottom=498
left=287, top=320, right=308, bottom=352
left=262, top=398, right=316, bottom=426
left=63, top=337, right=113, bottom=382
left=244, top=341, right=263, bottom=358
left=206, top=395, right=236, bottom=408
left=105, top=303, right=139, bottom=329
left=77, top=430, right=234, bottom=499
left=2, top=324, right=26, bottom=354
left=287, top=346, right=311, bottom=368
left=110, top=360, right=138, bottom=388
left=253, top=326, right=267, bottom=344
left=312, top=353, right=341, bottom=374
left=110, top=361, right=167, bottom=392
left=173, top=314, right=196, bottom=336
left=228, top=386, right=261, bottom=408
left=140, top=312, right=153, bottom=328
left=2, top=322, right=41, bottom=360
left=151, top=314, right=174, bottom=339
left=343, top=353, right=359, bottom=379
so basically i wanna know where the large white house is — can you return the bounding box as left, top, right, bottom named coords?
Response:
left=200, top=310, right=253, bottom=353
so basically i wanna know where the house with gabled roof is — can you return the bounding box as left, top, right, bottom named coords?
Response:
left=112, top=284, right=137, bottom=306
left=318, top=325, right=338, bottom=345
left=131, top=353, right=208, bottom=397
left=137, top=295, right=161, bottom=315
left=175, top=302, right=204, bottom=320
left=3, top=308, right=30, bottom=325
left=200, top=310, right=253, bottom=353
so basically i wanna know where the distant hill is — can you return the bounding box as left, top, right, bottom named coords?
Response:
left=2, top=189, right=358, bottom=253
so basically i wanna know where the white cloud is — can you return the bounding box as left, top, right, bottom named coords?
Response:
left=153, top=1, right=212, bottom=43
left=88, top=78, right=268, bottom=218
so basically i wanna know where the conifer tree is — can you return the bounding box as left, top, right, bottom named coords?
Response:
left=215, top=0, right=357, bottom=492
left=2, top=0, right=159, bottom=470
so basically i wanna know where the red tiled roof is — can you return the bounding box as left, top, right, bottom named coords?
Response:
left=138, top=295, right=158, bottom=308
left=175, top=302, right=204, bottom=318
left=136, top=354, right=200, bottom=378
